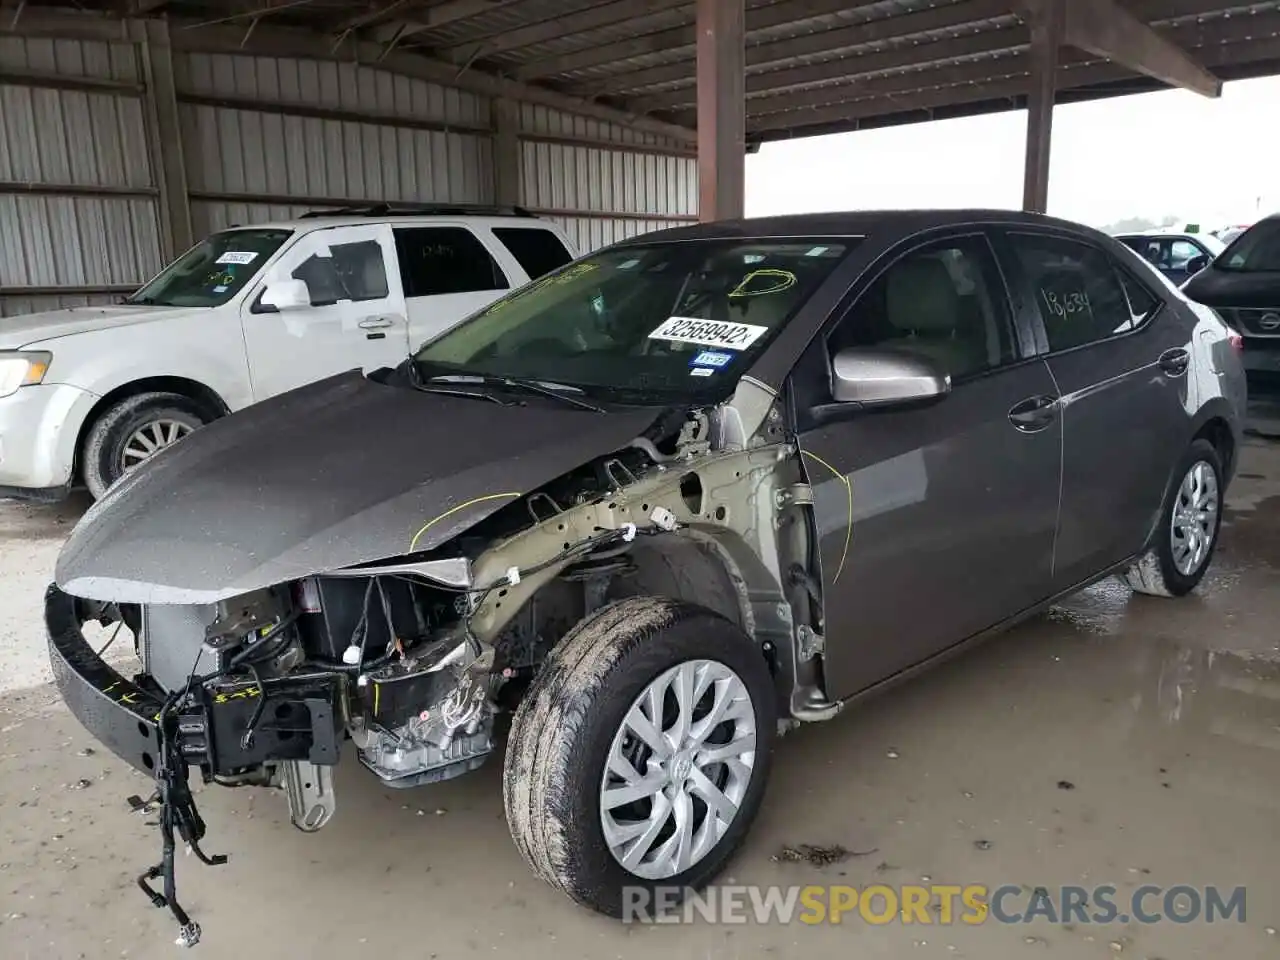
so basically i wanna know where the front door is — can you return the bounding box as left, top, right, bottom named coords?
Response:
left=792, top=233, right=1063, bottom=700
left=999, top=229, right=1192, bottom=589
left=242, top=224, right=409, bottom=399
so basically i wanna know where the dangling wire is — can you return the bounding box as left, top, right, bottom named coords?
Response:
left=135, top=651, right=228, bottom=948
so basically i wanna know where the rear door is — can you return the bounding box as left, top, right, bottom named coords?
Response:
left=793, top=231, right=1062, bottom=698
left=998, top=229, right=1190, bottom=589
left=393, top=225, right=515, bottom=349
left=241, top=223, right=408, bottom=399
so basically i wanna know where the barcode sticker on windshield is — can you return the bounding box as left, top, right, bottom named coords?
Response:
left=216, top=251, right=258, bottom=265
left=648, top=317, right=768, bottom=351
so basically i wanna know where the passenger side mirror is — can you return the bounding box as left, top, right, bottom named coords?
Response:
left=831, top=347, right=950, bottom=407
left=259, top=279, right=312, bottom=311
left=1185, top=254, right=1210, bottom=275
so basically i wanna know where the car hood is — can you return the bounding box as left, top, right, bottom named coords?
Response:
left=0, top=304, right=196, bottom=349
left=1182, top=267, right=1280, bottom=309
left=56, top=371, right=661, bottom=604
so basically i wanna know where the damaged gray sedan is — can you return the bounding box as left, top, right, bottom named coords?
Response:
left=46, top=210, right=1244, bottom=944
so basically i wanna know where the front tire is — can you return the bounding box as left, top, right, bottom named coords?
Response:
left=82, top=392, right=207, bottom=499
left=1124, top=439, right=1224, bottom=597
left=503, top=597, right=776, bottom=918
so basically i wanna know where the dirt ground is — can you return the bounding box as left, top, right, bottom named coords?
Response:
left=3, top=442, right=1280, bottom=959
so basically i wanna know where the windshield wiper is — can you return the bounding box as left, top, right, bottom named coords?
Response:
left=429, top=374, right=606, bottom=413
left=405, top=363, right=515, bottom=405
left=124, top=295, right=159, bottom=306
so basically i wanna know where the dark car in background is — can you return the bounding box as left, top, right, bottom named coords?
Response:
left=1183, top=213, right=1280, bottom=383
left=1117, top=230, right=1224, bottom=285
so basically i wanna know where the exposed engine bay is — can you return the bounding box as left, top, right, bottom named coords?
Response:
left=60, top=377, right=830, bottom=945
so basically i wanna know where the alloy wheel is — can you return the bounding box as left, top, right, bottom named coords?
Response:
left=1170, top=460, right=1219, bottom=576
left=120, top=418, right=194, bottom=471
left=599, top=659, right=757, bottom=880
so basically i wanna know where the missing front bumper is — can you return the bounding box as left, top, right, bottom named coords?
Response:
left=45, top=584, right=344, bottom=778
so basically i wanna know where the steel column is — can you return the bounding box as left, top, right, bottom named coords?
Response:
left=695, top=0, right=745, bottom=222
left=1023, top=0, right=1063, bottom=214
left=491, top=98, right=522, bottom=207
left=132, top=18, right=194, bottom=258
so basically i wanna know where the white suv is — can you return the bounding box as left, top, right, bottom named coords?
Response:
left=0, top=204, right=577, bottom=500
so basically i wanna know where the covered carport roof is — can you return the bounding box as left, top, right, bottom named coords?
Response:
left=17, top=0, right=1279, bottom=145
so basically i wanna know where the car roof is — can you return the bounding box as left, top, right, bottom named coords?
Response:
left=214, top=213, right=565, bottom=234
left=619, top=209, right=1105, bottom=246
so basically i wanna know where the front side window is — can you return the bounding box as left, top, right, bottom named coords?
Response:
left=292, top=239, right=389, bottom=306
left=127, top=229, right=292, bottom=308
left=492, top=227, right=573, bottom=279
left=1011, top=234, right=1138, bottom=351
left=414, top=239, right=853, bottom=404
left=827, top=236, right=1016, bottom=381
left=1170, top=239, right=1205, bottom=268
left=394, top=227, right=508, bottom=297
left=1220, top=219, right=1280, bottom=272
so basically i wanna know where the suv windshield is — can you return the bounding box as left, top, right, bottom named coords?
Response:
left=126, top=229, right=293, bottom=307
left=1219, top=219, right=1280, bottom=273
left=413, top=239, right=853, bottom=403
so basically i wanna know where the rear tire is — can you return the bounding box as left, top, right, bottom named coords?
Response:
left=1124, top=439, right=1223, bottom=597
left=503, top=597, right=776, bottom=918
left=82, top=392, right=207, bottom=499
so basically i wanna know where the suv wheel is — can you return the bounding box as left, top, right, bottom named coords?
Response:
left=82, top=392, right=207, bottom=499
left=1124, top=438, right=1224, bottom=597
left=504, top=597, right=776, bottom=917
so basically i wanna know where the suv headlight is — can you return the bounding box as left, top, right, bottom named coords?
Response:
left=0, top=351, right=52, bottom=398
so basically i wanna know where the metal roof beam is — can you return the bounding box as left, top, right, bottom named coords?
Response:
left=511, top=0, right=866, bottom=81
left=748, top=33, right=1280, bottom=135
left=355, top=2, right=527, bottom=46
left=569, top=0, right=1014, bottom=95
left=632, top=23, right=1030, bottom=112
left=434, top=0, right=688, bottom=63
left=1022, top=0, right=1222, bottom=96
left=739, top=11, right=1269, bottom=126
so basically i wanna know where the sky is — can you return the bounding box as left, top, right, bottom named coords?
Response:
left=745, top=75, right=1280, bottom=230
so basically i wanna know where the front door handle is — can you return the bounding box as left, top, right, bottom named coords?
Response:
left=1008, top=394, right=1059, bottom=433
left=358, top=316, right=394, bottom=330
left=1159, top=347, right=1191, bottom=377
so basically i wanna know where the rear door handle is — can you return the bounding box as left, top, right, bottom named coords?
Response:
left=1008, top=394, right=1060, bottom=433
left=358, top=316, right=394, bottom=330
left=1159, top=347, right=1191, bottom=377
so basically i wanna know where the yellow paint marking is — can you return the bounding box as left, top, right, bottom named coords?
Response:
left=729, top=268, right=796, bottom=298
left=800, top=449, right=853, bottom=584
left=408, top=492, right=521, bottom=553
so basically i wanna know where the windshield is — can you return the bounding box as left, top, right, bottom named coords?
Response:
left=126, top=229, right=293, bottom=307
left=413, top=239, right=853, bottom=404
left=1219, top=220, right=1280, bottom=272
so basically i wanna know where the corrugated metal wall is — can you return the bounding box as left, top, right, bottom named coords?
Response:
left=0, top=35, right=164, bottom=317
left=174, top=52, right=495, bottom=237
left=1, top=27, right=697, bottom=319
left=518, top=103, right=697, bottom=252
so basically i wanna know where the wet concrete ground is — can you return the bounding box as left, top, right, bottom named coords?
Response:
left=2, top=440, right=1279, bottom=959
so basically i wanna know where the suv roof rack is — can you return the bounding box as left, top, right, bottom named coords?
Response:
left=298, top=202, right=537, bottom=219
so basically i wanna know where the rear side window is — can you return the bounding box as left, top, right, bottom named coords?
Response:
left=393, top=227, right=508, bottom=297
left=492, top=227, right=573, bottom=279
left=1011, top=234, right=1141, bottom=351
left=1117, top=268, right=1161, bottom=326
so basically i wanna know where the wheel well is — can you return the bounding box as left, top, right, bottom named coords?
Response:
left=74, top=377, right=230, bottom=477
left=605, top=537, right=746, bottom=630
left=1194, top=417, right=1236, bottom=481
